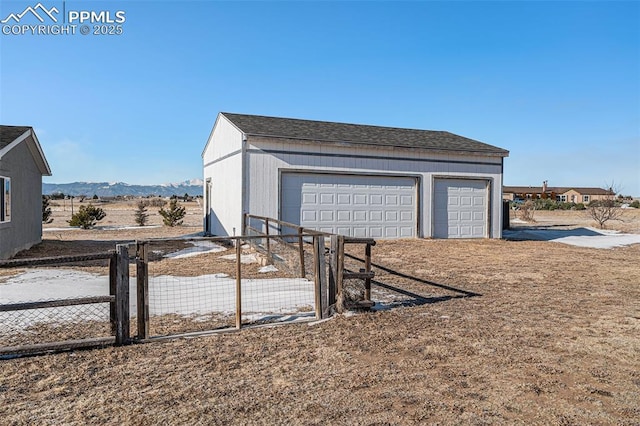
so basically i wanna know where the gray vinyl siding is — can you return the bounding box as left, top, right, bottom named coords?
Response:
left=245, top=136, right=504, bottom=238
left=0, top=141, right=43, bottom=259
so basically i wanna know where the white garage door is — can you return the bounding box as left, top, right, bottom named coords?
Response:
left=281, top=173, right=416, bottom=238
left=433, top=179, right=488, bottom=238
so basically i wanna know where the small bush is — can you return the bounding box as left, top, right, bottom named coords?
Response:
left=134, top=201, right=149, bottom=226
left=42, top=196, right=53, bottom=223
left=575, top=203, right=586, bottom=211
left=159, top=199, right=186, bottom=227
left=147, top=198, right=167, bottom=208
left=68, top=204, right=106, bottom=229
left=630, top=200, right=640, bottom=209
left=519, top=200, right=536, bottom=222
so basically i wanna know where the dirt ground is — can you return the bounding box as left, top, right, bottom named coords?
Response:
left=1, top=206, right=639, bottom=424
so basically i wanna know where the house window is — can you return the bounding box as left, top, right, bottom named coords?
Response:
left=0, top=176, right=10, bottom=223
left=583, top=195, right=590, bottom=203
left=557, top=195, right=567, bottom=202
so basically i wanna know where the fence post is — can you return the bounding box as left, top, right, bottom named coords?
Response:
left=109, top=251, right=117, bottom=335
left=115, top=244, right=130, bottom=345
left=329, top=235, right=342, bottom=308
left=314, top=235, right=328, bottom=319
left=242, top=213, right=248, bottom=236
left=265, top=218, right=271, bottom=259
left=298, top=227, right=305, bottom=278
left=364, top=243, right=372, bottom=302
left=336, top=236, right=345, bottom=312
left=235, top=237, right=242, bottom=330
left=136, top=241, right=149, bottom=340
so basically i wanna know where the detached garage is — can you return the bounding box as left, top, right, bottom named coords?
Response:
left=203, top=113, right=509, bottom=239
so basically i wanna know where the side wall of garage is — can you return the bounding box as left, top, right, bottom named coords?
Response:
left=202, top=115, right=245, bottom=236
left=245, top=136, right=504, bottom=238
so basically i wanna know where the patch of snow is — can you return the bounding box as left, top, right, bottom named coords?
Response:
left=553, top=233, right=640, bottom=249
left=96, top=225, right=162, bottom=231
left=221, top=253, right=259, bottom=264
left=504, top=227, right=640, bottom=249
left=44, top=225, right=162, bottom=232
left=258, top=265, right=278, bottom=273
left=164, top=241, right=227, bottom=259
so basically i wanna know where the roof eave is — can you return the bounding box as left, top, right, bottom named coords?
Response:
left=246, top=133, right=509, bottom=158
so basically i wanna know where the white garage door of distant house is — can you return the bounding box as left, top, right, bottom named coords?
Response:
left=281, top=173, right=417, bottom=238
left=433, top=178, right=488, bottom=238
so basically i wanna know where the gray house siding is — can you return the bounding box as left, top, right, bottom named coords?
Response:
left=0, top=131, right=49, bottom=259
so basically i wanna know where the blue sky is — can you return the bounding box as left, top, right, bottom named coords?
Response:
left=1, top=1, right=639, bottom=194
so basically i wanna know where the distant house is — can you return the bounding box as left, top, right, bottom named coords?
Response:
left=0, top=126, right=52, bottom=259
left=503, top=181, right=613, bottom=204
left=203, top=112, right=509, bottom=239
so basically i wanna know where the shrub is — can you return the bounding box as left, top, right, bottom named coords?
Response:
left=519, top=200, right=536, bottom=222
left=42, top=196, right=53, bottom=223
left=575, top=203, right=586, bottom=211
left=159, top=198, right=186, bottom=227
left=147, top=198, right=167, bottom=208
left=631, top=200, right=640, bottom=209
left=68, top=204, right=106, bottom=229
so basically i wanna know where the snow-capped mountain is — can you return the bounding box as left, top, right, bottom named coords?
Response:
left=43, top=179, right=203, bottom=197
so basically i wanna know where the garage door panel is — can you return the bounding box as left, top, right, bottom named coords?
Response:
left=302, top=211, right=316, bottom=222
left=354, top=210, right=367, bottom=221
left=400, top=227, right=413, bottom=237
left=320, top=210, right=334, bottom=221
left=353, top=194, right=367, bottom=204
left=434, top=179, right=488, bottom=239
left=337, top=194, right=351, bottom=204
left=337, top=210, right=350, bottom=221
left=282, top=173, right=416, bottom=238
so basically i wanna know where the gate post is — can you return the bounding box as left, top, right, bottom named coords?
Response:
left=313, top=235, right=328, bottom=319
left=109, top=251, right=117, bottom=335
left=329, top=235, right=344, bottom=311
left=136, top=241, right=149, bottom=340
left=235, top=237, right=242, bottom=330
left=115, top=244, right=130, bottom=345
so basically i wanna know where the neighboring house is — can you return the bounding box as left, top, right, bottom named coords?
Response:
left=0, top=126, right=52, bottom=259
left=203, top=112, right=509, bottom=239
left=503, top=182, right=613, bottom=204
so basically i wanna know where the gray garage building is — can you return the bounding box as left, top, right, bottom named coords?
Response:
left=203, top=112, right=509, bottom=239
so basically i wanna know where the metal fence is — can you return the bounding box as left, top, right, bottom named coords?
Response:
left=134, top=234, right=327, bottom=340
left=0, top=247, right=130, bottom=357
left=1, top=217, right=377, bottom=356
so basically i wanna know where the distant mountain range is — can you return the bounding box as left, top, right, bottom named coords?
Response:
left=43, top=179, right=204, bottom=197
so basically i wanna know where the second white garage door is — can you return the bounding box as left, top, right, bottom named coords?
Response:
left=281, top=173, right=417, bottom=238
left=433, top=178, right=488, bottom=238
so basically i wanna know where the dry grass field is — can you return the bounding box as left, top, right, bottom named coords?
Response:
left=1, top=203, right=639, bottom=424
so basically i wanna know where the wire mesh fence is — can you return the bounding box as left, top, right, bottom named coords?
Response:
left=139, top=234, right=320, bottom=339
left=0, top=253, right=116, bottom=351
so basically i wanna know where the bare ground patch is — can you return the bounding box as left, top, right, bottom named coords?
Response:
left=1, top=234, right=639, bottom=424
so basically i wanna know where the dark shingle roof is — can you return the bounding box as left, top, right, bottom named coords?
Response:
left=0, top=125, right=31, bottom=150
left=222, top=113, right=508, bottom=156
